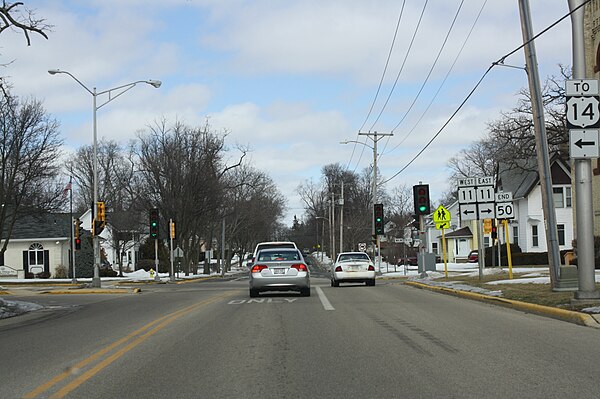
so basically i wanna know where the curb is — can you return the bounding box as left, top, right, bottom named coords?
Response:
left=405, top=281, right=600, bottom=328
left=40, top=288, right=142, bottom=295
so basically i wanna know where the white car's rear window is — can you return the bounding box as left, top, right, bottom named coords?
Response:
left=258, top=250, right=301, bottom=262
left=338, top=253, right=370, bottom=262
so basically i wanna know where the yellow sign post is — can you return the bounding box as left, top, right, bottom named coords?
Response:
left=503, top=219, right=514, bottom=279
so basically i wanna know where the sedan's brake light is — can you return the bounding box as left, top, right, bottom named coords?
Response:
left=335, top=266, right=342, bottom=272
left=251, top=264, right=267, bottom=273
left=291, top=263, right=307, bottom=271
left=368, top=265, right=375, bottom=271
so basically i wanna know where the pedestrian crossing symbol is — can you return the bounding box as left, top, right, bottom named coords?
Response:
left=434, top=205, right=451, bottom=230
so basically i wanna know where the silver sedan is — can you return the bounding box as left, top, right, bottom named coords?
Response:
left=249, top=248, right=310, bottom=297
left=331, top=251, right=376, bottom=287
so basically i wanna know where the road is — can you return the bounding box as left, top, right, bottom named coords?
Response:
left=1, top=273, right=599, bottom=399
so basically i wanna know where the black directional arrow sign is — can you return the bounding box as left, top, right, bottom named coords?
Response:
left=575, top=138, right=595, bottom=148
left=570, top=129, right=599, bottom=159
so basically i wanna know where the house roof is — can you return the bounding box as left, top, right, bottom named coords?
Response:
left=496, top=154, right=570, bottom=199
left=443, top=226, right=472, bottom=238
left=4, top=213, right=72, bottom=240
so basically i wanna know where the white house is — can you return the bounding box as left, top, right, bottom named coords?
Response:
left=0, top=213, right=72, bottom=279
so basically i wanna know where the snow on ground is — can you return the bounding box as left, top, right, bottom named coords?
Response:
left=0, top=298, right=43, bottom=319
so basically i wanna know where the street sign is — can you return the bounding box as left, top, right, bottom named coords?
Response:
left=459, top=203, right=477, bottom=220
left=476, top=186, right=494, bottom=203
left=566, top=79, right=600, bottom=130
left=458, top=187, right=477, bottom=204
left=433, top=205, right=451, bottom=224
left=566, top=96, right=600, bottom=129
left=477, top=203, right=495, bottom=219
left=458, top=177, right=476, bottom=187
left=435, top=221, right=449, bottom=230
left=495, top=192, right=513, bottom=202
left=358, top=243, right=366, bottom=251
left=569, top=129, right=600, bottom=159
left=566, top=79, right=599, bottom=96
left=495, top=201, right=515, bottom=219
left=174, top=247, right=184, bottom=257
left=394, top=238, right=403, bottom=243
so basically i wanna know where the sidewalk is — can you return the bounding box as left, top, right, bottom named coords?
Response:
left=379, top=261, right=600, bottom=328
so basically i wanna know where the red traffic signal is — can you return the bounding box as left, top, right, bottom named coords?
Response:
left=75, top=238, right=82, bottom=250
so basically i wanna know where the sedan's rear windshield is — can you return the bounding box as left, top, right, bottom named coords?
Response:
left=338, top=253, right=370, bottom=262
left=256, top=243, right=296, bottom=253
left=258, top=250, right=301, bottom=262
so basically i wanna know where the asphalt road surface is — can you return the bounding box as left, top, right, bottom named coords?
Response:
left=1, top=274, right=600, bottom=399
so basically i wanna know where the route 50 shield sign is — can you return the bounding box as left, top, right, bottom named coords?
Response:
left=567, top=96, right=600, bottom=129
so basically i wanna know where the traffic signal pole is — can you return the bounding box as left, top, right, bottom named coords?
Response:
left=569, top=0, right=600, bottom=300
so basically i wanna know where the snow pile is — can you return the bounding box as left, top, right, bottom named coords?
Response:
left=0, top=298, right=43, bottom=319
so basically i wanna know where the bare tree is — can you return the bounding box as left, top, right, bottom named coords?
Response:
left=0, top=89, right=64, bottom=256
left=447, top=66, right=569, bottom=194
left=135, top=119, right=246, bottom=275
left=0, top=1, right=50, bottom=45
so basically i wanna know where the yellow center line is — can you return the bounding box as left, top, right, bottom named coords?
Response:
left=23, top=292, right=233, bottom=399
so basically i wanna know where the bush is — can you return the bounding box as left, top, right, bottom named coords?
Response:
left=136, top=259, right=155, bottom=271
left=483, top=243, right=522, bottom=267
left=54, top=265, right=68, bottom=279
left=99, top=268, right=118, bottom=277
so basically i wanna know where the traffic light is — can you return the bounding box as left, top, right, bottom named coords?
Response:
left=413, top=184, right=431, bottom=215
left=149, top=208, right=159, bottom=239
left=93, top=201, right=106, bottom=236
left=170, top=220, right=176, bottom=240
left=491, top=221, right=498, bottom=239
left=374, top=203, right=384, bottom=235
left=96, top=201, right=106, bottom=222
left=74, top=218, right=83, bottom=250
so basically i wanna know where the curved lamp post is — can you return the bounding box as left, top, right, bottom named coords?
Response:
left=48, top=69, right=161, bottom=287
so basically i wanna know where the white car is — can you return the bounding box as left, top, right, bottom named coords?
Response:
left=246, top=241, right=298, bottom=267
left=331, top=252, right=376, bottom=287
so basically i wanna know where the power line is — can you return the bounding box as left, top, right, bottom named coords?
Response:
left=382, top=0, right=487, bottom=157
left=378, top=0, right=466, bottom=161
left=347, top=1, right=406, bottom=172
left=368, top=0, right=429, bottom=132
left=358, top=1, right=407, bottom=133
left=379, top=0, right=590, bottom=186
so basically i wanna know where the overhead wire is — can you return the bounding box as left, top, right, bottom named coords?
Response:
left=346, top=1, right=407, bottom=172
left=368, top=0, right=429, bottom=132
left=382, top=0, right=485, bottom=157
left=379, top=0, right=590, bottom=186
left=378, top=0, right=465, bottom=161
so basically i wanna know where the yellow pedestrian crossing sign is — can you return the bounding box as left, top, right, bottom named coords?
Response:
left=433, top=205, right=451, bottom=224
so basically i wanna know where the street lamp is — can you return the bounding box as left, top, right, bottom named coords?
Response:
left=48, top=69, right=162, bottom=287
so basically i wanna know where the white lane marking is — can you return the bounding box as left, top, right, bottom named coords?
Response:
left=316, top=286, right=335, bottom=311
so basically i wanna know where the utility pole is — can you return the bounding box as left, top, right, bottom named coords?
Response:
left=331, top=192, right=336, bottom=261
left=568, top=0, right=600, bottom=300
left=339, top=181, right=344, bottom=253
left=358, top=131, right=393, bottom=269
left=518, top=0, right=562, bottom=288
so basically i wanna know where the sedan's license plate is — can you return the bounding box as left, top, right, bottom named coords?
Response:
left=273, top=268, right=286, bottom=275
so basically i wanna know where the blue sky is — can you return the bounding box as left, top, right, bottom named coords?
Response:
left=2, top=0, right=573, bottom=223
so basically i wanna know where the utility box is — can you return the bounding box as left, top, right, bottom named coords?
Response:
left=418, top=253, right=437, bottom=273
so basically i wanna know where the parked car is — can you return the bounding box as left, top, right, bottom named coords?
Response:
left=246, top=241, right=298, bottom=267
left=467, top=250, right=479, bottom=263
left=331, top=251, right=376, bottom=287
left=249, top=248, right=310, bottom=297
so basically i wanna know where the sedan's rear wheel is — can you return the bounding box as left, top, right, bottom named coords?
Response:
left=249, top=288, right=259, bottom=297
left=300, top=287, right=311, bottom=297
left=332, top=279, right=339, bottom=287
left=367, top=279, right=376, bottom=286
